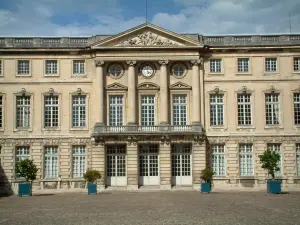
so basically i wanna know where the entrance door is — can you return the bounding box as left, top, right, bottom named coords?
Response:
left=171, top=144, right=192, bottom=186
left=139, top=144, right=159, bottom=186
left=106, top=145, right=127, bottom=186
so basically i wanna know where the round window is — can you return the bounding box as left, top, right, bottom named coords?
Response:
left=109, top=64, right=122, bottom=78
left=172, top=64, right=186, bottom=77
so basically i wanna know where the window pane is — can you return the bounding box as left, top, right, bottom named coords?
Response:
left=210, top=94, right=224, bottom=126
left=72, top=146, right=86, bottom=177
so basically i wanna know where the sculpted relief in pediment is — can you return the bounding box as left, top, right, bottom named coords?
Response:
left=116, top=31, right=182, bottom=47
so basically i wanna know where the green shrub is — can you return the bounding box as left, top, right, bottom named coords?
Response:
left=83, top=169, right=101, bottom=184
left=200, top=168, right=215, bottom=183
left=15, top=159, right=39, bottom=183
left=259, top=150, right=280, bottom=179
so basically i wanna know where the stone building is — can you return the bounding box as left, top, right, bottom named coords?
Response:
left=0, top=23, right=300, bottom=193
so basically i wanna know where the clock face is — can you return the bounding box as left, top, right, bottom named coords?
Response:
left=142, top=65, right=154, bottom=77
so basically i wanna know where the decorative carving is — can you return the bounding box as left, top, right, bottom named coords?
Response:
left=105, top=82, right=128, bottom=90
left=95, top=60, right=104, bottom=67
left=117, top=31, right=180, bottom=47
left=126, top=60, right=137, bottom=66
left=190, top=59, right=202, bottom=66
left=137, top=82, right=160, bottom=90
left=214, top=86, right=220, bottom=94
left=270, top=85, right=275, bottom=93
left=76, top=88, right=82, bottom=95
left=242, top=86, right=247, bottom=93
left=17, top=88, right=27, bottom=96
left=160, top=135, right=170, bottom=145
left=49, top=88, right=55, bottom=95
left=158, top=60, right=169, bottom=66
left=169, top=82, right=192, bottom=90
left=127, top=135, right=138, bottom=146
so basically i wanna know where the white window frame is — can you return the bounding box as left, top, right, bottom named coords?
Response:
left=17, top=59, right=31, bottom=76
left=72, top=60, right=85, bottom=75
left=71, top=95, right=87, bottom=128
left=265, top=93, right=280, bottom=125
left=294, top=93, right=300, bottom=125
left=15, top=95, right=31, bottom=129
left=45, top=59, right=59, bottom=76
left=211, top=144, right=226, bottom=176
left=237, top=58, right=250, bottom=73
left=15, top=146, right=30, bottom=178
left=296, top=144, right=300, bottom=177
left=140, top=95, right=155, bottom=126
left=172, top=94, right=187, bottom=126
left=0, top=94, right=3, bottom=130
left=237, top=93, right=252, bottom=126
left=44, top=95, right=59, bottom=128
left=293, top=57, right=300, bottom=73
left=210, top=59, right=222, bottom=73
left=239, top=144, right=254, bottom=176
left=109, top=95, right=124, bottom=127
left=72, top=146, right=86, bottom=178
left=265, top=58, right=277, bottom=73
left=267, top=143, right=282, bottom=177
left=209, top=94, right=224, bottom=126
left=44, top=146, right=58, bottom=179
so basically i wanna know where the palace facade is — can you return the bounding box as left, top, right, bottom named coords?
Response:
left=0, top=23, right=300, bottom=194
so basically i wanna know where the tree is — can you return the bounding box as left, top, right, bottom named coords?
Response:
left=200, top=168, right=215, bottom=183
left=259, top=150, right=280, bottom=179
left=83, top=169, right=102, bottom=184
left=15, top=159, right=39, bottom=183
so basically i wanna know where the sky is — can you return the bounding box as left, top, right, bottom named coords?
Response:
left=0, top=0, right=299, bottom=36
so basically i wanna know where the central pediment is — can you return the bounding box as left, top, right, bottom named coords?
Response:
left=91, top=23, right=202, bottom=48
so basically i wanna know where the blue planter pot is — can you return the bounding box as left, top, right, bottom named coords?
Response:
left=88, top=183, right=97, bottom=195
left=201, top=182, right=211, bottom=193
left=18, top=183, right=31, bottom=197
left=267, top=180, right=281, bottom=194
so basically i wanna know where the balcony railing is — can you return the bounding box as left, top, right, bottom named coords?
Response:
left=92, top=124, right=202, bottom=136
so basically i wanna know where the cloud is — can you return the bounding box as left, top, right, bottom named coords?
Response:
left=0, top=0, right=299, bottom=36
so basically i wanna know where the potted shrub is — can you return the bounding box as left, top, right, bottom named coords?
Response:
left=15, top=159, right=39, bottom=197
left=200, top=168, right=214, bottom=193
left=259, top=149, right=281, bottom=194
left=83, top=169, right=101, bottom=195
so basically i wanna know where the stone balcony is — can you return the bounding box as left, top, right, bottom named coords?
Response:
left=92, top=123, right=204, bottom=140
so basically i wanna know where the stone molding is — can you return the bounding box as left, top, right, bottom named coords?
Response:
left=158, top=60, right=169, bottom=66
left=94, top=60, right=104, bottom=67
left=105, top=82, right=128, bottom=91
left=169, top=82, right=192, bottom=90
left=137, top=82, right=160, bottom=90
left=126, top=60, right=137, bottom=66
left=190, top=59, right=202, bottom=66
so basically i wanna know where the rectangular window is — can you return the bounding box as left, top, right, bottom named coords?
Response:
left=15, top=146, right=30, bottom=177
left=141, top=95, right=155, bottom=126
left=265, top=58, right=277, bottom=72
left=267, top=144, right=282, bottom=176
left=296, top=144, right=300, bottom=176
left=45, top=60, right=58, bottom=75
left=0, top=60, right=2, bottom=76
left=210, top=94, right=224, bottom=126
left=16, top=96, right=30, bottom=128
left=44, top=146, right=58, bottom=178
left=265, top=93, right=280, bottom=125
left=72, top=96, right=86, bottom=127
left=237, top=58, right=249, bottom=73
left=212, top=145, right=225, bottom=176
left=109, top=95, right=123, bottom=126
left=17, top=60, right=30, bottom=75
left=72, top=146, right=86, bottom=178
left=237, top=93, right=252, bottom=126
left=0, top=96, right=3, bottom=128
left=239, top=144, right=253, bottom=176
left=294, top=57, right=300, bottom=72
left=73, top=60, right=85, bottom=75
left=44, top=96, right=59, bottom=128
left=173, top=95, right=187, bottom=126
left=210, top=59, right=222, bottom=73
left=294, top=93, right=300, bottom=125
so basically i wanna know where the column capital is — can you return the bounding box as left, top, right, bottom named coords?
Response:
left=190, top=59, right=203, bottom=66
left=158, top=60, right=169, bottom=66
left=95, top=60, right=105, bottom=67
left=126, top=60, right=137, bottom=66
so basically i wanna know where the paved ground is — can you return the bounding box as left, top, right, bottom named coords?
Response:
left=1, top=191, right=300, bottom=225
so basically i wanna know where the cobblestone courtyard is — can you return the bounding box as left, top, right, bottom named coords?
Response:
left=1, top=191, right=300, bottom=225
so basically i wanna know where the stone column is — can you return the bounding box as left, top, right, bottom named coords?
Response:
left=191, top=60, right=202, bottom=131
left=126, top=61, right=137, bottom=129
left=91, top=141, right=105, bottom=190
left=158, top=60, right=169, bottom=126
left=192, top=142, right=206, bottom=190
left=199, top=60, right=205, bottom=127
left=94, top=60, right=105, bottom=128
left=127, top=143, right=138, bottom=190
left=159, top=142, right=171, bottom=189
left=226, top=139, right=239, bottom=187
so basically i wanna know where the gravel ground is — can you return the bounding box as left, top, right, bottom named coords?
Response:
left=1, top=191, right=300, bottom=225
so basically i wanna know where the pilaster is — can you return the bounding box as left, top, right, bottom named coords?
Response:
left=158, top=60, right=169, bottom=125
left=59, top=141, right=71, bottom=181
left=91, top=143, right=105, bottom=189
left=192, top=142, right=206, bottom=190
left=159, top=142, right=171, bottom=189
left=226, top=140, right=239, bottom=186
left=283, top=142, right=297, bottom=185
left=94, top=60, right=105, bottom=125
left=127, top=143, right=138, bottom=190
left=191, top=60, right=201, bottom=124
left=126, top=60, right=137, bottom=126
